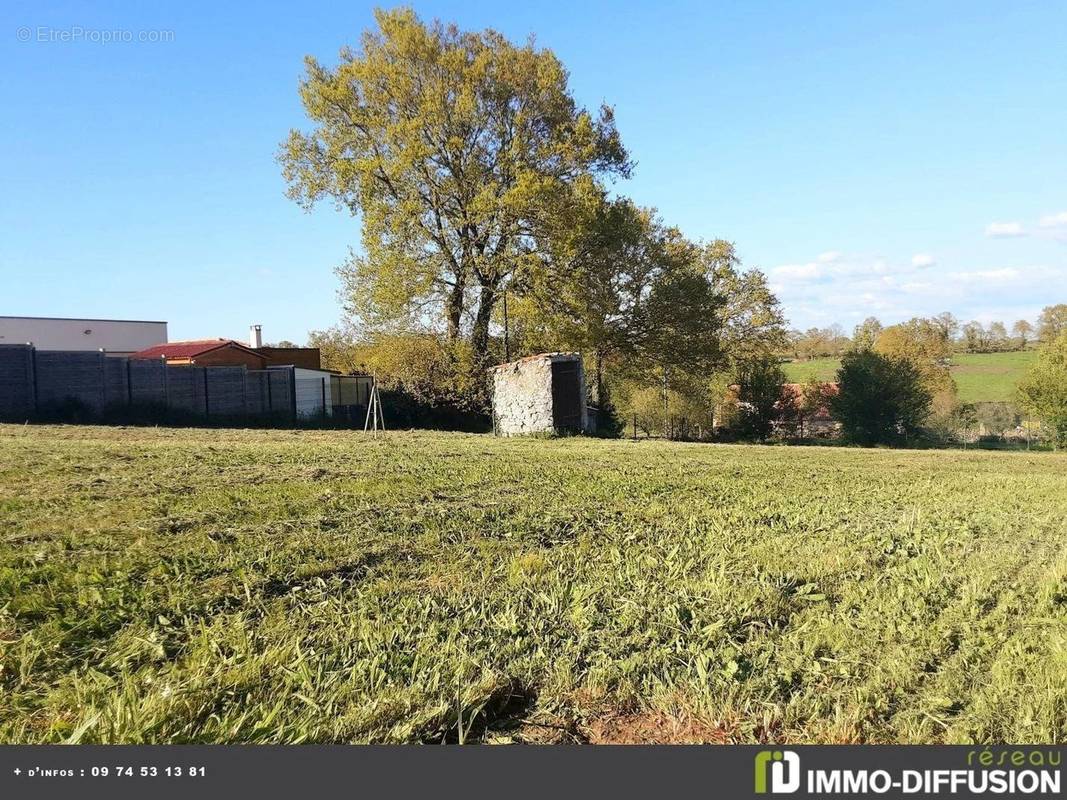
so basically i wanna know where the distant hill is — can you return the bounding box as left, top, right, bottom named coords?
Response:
left=782, top=350, right=1038, bottom=404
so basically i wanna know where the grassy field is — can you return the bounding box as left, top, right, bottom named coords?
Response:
left=1, top=425, right=1065, bottom=745
left=783, top=350, right=1038, bottom=403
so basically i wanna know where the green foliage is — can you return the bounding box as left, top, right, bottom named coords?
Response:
left=310, top=327, right=480, bottom=410
left=852, top=317, right=883, bottom=351
left=703, top=240, right=786, bottom=366
left=591, top=398, right=625, bottom=439
left=974, top=402, right=1020, bottom=435
left=726, top=357, right=789, bottom=442
left=1017, top=332, right=1067, bottom=449
left=830, top=350, right=932, bottom=445
left=520, top=201, right=727, bottom=377
left=875, top=319, right=953, bottom=390
left=1037, top=304, right=1067, bottom=344
left=948, top=402, right=979, bottom=442
left=2, top=424, right=1065, bottom=744
left=280, top=8, right=629, bottom=364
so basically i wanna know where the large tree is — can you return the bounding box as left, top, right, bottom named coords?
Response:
left=961, top=320, right=988, bottom=352
left=1011, top=319, right=1034, bottom=349
left=874, top=317, right=956, bottom=418
left=829, top=350, right=932, bottom=445
left=1017, top=332, right=1067, bottom=449
left=875, top=318, right=952, bottom=386
left=516, top=199, right=726, bottom=401
left=852, top=316, right=883, bottom=351
left=281, top=8, right=629, bottom=365
left=1037, top=304, right=1067, bottom=343
left=701, top=240, right=786, bottom=366
left=726, top=356, right=790, bottom=442
left=931, top=311, right=959, bottom=345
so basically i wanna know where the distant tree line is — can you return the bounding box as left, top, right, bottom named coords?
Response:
left=787, top=304, right=1067, bottom=360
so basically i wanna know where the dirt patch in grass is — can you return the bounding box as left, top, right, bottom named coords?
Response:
left=583, top=711, right=733, bottom=744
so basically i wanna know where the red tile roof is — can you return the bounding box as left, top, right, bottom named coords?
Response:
left=131, top=339, right=260, bottom=360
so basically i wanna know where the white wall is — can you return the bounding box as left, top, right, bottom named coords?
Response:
left=0, top=317, right=167, bottom=356
left=492, top=357, right=555, bottom=435
left=293, top=367, right=334, bottom=418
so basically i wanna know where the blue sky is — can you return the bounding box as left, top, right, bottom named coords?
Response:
left=3, top=0, right=1065, bottom=343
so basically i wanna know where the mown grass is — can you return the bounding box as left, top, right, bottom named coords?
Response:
left=1, top=424, right=1065, bottom=744
left=782, top=351, right=1038, bottom=403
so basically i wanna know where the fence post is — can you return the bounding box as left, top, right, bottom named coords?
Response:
left=126, top=358, right=133, bottom=407
left=161, top=356, right=169, bottom=413
left=321, top=376, right=327, bottom=421
left=30, top=344, right=39, bottom=416
left=289, top=368, right=297, bottom=424
left=99, top=349, right=107, bottom=411
left=203, top=367, right=210, bottom=419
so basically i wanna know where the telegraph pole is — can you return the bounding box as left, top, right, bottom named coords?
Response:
left=503, top=289, right=511, bottom=361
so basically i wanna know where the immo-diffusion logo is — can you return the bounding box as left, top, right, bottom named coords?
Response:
left=753, top=748, right=1061, bottom=795
left=754, top=750, right=801, bottom=794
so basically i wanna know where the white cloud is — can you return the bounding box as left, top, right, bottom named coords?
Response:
left=911, top=253, right=936, bottom=268
left=1038, top=211, right=1067, bottom=228
left=817, top=250, right=841, bottom=263
left=771, top=262, right=822, bottom=281
left=948, top=268, right=1021, bottom=283
left=772, top=242, right=1067, bottom=328
left=901, top=281, right=934, bottom=293
left=985, top=221, right=1026, bottom=238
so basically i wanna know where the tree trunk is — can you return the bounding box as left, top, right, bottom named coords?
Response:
left=471, top=282, right=498, bottom=366
left=445, top=277, right=465, bottom=342
left=661, top=366, right=669, bottom=439
left=593, top=348, right=608, bottom=415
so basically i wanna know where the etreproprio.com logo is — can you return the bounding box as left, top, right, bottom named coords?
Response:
left=754, top=750, right=1062, bottom=795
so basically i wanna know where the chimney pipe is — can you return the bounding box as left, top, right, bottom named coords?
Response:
left=250, top=324, right=262, bottom=348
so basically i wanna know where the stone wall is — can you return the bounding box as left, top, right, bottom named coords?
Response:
left=491, top=353, right=588, bottom=436
left=492, top=356, right=554, bottom=435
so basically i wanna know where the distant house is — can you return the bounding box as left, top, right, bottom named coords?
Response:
left=132, top=339, right=274, bottom=369
left=780, top=382, right=839, bottom=436
left=246, top=324, right=322, bottom=369
left=715, top=381, right=840, bottom=437
left=255, top=346, right=321, bottom=370
left=0, top=316, right=168, bottom=357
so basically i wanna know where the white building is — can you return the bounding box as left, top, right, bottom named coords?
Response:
left=292, top=367, right=338, bottom=418
left=0, top=316, right=168, bottom=357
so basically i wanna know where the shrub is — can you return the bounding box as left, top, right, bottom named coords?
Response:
left=310, top=328, right=485, bottom=411
left=1017, top=332, right=1067, bottom=449
left=725, top=357, right=789, bottom=442
left=830, top=350, right=932, bottom=445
